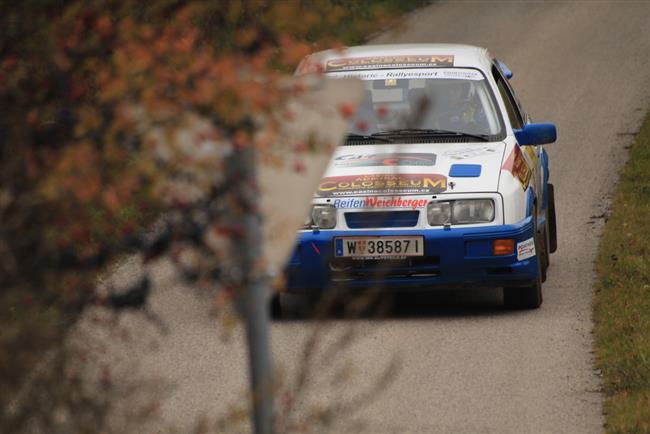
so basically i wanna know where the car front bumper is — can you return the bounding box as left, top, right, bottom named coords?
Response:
left=285, top=216, right=538, bottom=293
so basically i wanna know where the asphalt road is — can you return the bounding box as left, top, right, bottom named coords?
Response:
left=83, top=2, right=650, bottom=433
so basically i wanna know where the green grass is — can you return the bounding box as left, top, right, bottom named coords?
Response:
left=594, top=108, right=650, bottom=433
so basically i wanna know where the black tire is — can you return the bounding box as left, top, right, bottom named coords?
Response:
left=504, top=206, right=543, bottom=309
left=540, top=223, right=550, bottom=283
left=271, top=293, right=282, bottom=319
left=547, top=183, right=558, bottom=253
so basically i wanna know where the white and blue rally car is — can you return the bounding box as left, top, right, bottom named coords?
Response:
left=283, top=44, right=557, bottom=310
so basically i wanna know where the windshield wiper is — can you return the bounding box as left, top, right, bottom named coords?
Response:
left=345, top=133, right=394, bottom=144
left=372, top=128, right=490, bottom=142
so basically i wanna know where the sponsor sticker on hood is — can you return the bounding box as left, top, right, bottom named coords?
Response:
left=316, top=173, right=447, bottom=197
left=443, top=146, right=500, bottom=160
left=334, top=153, right=437, bottom=167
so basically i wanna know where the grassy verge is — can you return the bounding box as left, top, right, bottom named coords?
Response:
left=324, top=0, right=430, bottom=44
left=594, top=108, right=650, bottom=433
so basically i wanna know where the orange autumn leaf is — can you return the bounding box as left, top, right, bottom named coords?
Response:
left=102, top=188, right=120, bottom=212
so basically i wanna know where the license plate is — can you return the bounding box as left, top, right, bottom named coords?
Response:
left=334, top=236, right=424, bottom=258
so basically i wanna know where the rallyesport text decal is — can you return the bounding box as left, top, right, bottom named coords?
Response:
left=330, top=68, right=483, bottom=81
left=334, top=153, right=437, bottom=167
left=325, top=55, right=454, bottom=71
left=332, top=197, right=428, bottom=210
left=316, top=173, right=447, bottom=197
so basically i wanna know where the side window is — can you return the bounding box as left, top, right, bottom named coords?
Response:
left=491, top=65, right=524, bottom=129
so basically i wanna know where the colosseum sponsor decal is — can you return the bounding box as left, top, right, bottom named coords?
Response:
left=316, top=173, right=447, bottom=197
left=334, top=153, right=437, bottom=167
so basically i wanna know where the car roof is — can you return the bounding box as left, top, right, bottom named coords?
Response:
left=302, top=43, right=494, bottom=74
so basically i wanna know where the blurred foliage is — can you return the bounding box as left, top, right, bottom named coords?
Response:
left=0, top=0, right=427, bottom=432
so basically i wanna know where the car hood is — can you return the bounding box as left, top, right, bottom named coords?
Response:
left=314, top=142, right=507, bottom=198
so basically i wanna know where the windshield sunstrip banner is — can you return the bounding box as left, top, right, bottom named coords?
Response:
left=329, top=68, right=483, bottom=81
left=316, top=173, right=447, bottom=197
left=326, top=55, right=454, bottom=71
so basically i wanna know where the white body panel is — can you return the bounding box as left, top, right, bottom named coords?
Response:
left=300, top=43, right=543, bottom=229
left=321, top=142, right=506, bottom=194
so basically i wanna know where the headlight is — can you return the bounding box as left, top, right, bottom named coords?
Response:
left=427, top=201, right=451, bottom=226
left=427, top=199, right=494, bottom=226
left=311, top=204, right=337, bottom=229
left=451, top=199, right=495, bottom=224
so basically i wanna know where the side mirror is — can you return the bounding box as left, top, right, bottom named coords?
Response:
left=497, top=60, right=513, bottom=79
left=514, top=123, right=557, bottom=146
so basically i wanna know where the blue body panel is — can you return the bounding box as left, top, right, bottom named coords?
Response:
left=286, top=216, right=538, bottom=293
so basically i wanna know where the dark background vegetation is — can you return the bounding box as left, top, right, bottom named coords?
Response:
left=0, top=1, right=427, bottom=432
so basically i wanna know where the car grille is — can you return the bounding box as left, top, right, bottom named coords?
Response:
left=329, top=256, right=440, bottom=281
left=345, top=211, right=419, bottom=228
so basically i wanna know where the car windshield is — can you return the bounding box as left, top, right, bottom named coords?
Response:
left=328, top=68, right=503, bottom=140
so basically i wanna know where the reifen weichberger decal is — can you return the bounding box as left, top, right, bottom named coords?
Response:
left=316, top=173, right=448, bottom=197
left=332, top=196, right=429, bottom=210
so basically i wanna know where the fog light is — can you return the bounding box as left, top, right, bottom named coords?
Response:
left=493, top=239, right=515, bottom=256
left=311, top=204, right=337, bottom=229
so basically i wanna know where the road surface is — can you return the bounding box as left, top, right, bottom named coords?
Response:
left=84, top=1, right=650, bottom=433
